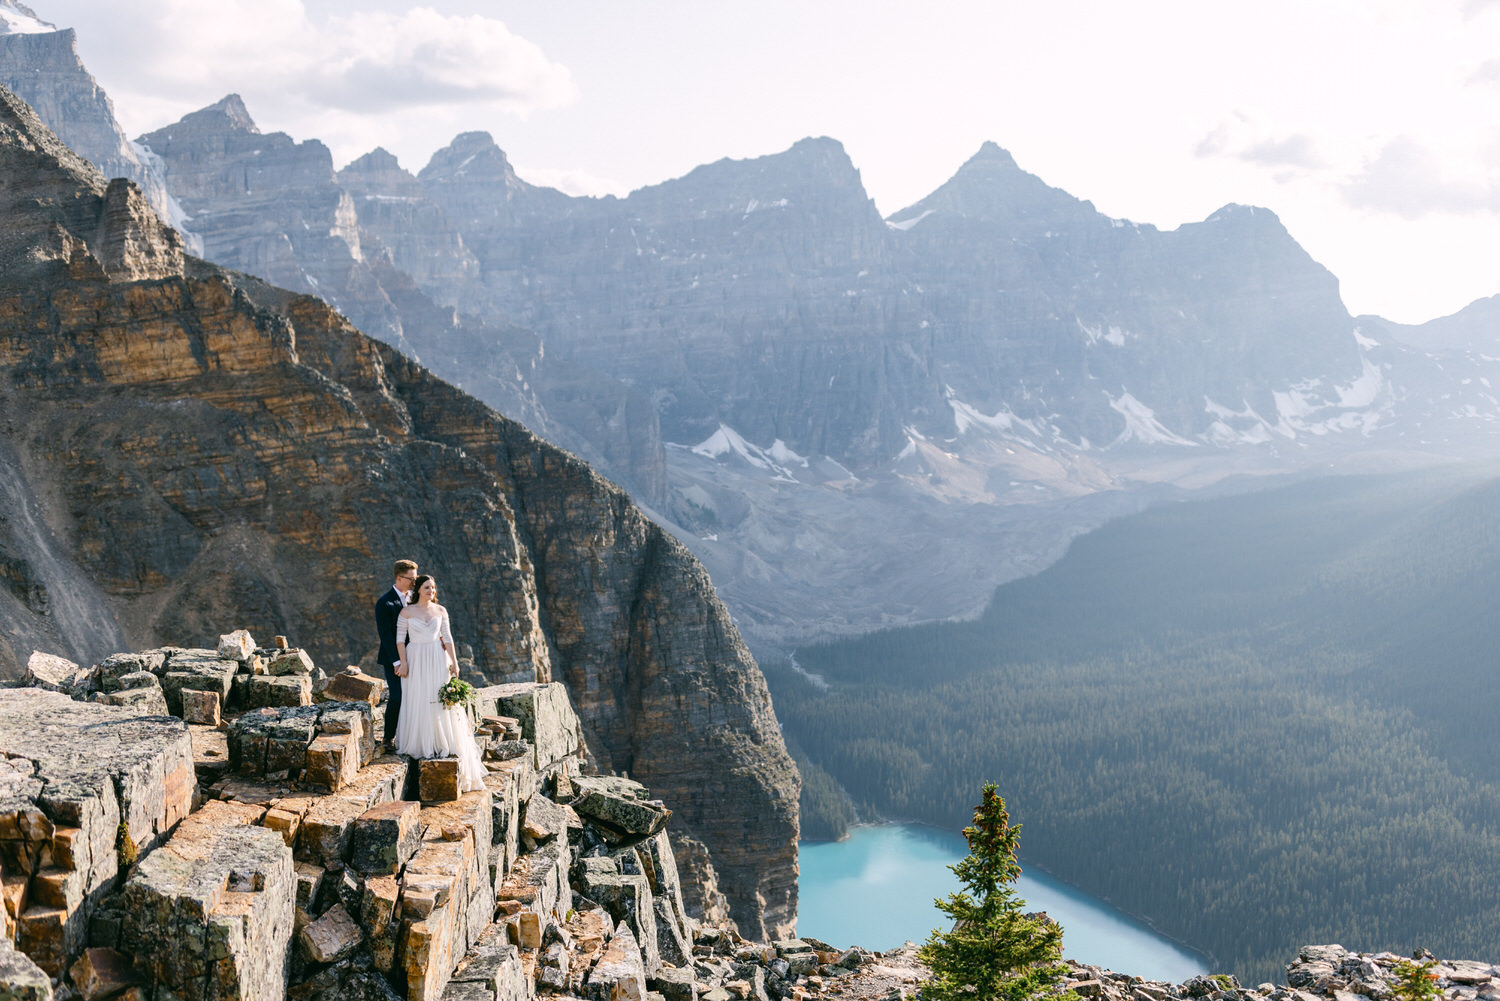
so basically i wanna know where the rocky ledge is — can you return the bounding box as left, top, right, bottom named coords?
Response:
left=1047, top=945, right=1500, bottom=1001
left=0, top=629, right=808, bottom=1001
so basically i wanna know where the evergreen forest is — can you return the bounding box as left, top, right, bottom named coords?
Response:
left=769, top=465, right=1500, bottom=986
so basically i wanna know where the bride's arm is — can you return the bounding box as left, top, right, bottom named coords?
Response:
left=441, top=609, right=458, bottom=676
left=394, top=614, right=409, bottom=677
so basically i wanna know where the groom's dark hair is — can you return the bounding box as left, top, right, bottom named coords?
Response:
left=393, top=559, right=418, bottom=578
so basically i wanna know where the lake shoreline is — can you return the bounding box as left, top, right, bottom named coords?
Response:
left=798, top=822, right=1211, bottom=980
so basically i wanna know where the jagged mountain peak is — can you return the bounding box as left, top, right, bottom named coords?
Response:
left=346, top=145, right=403, bottom=173
left=967, top=139, right=1019, bottom=168
left=200, top=93, right=259, bottom=133
left=143, top=93, right=260, bottom=143
left=888, top=139, right=1099, bottom=231
left=0, top=0, right=54, bottom=35
left=627, top=135, right=875, bottom=224
left=419, top=130, right=519, bottom=185
left=1180, top=202, right=1322, bottom=269
left=338, top=145, right=421, bottom=197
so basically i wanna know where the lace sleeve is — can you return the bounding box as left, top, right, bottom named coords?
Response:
left=396, top=616, right=408, bottom=643
left=441, top=609, right=455, bottom=649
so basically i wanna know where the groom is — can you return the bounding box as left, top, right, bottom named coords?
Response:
left=375, top=559, right=418, bottom=751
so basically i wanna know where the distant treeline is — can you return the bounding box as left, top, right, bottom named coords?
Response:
left=771, top=466, right=1500, bottom=986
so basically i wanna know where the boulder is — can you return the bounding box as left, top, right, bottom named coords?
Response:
left=419, top=759, right=460, bottom=803
left=299, top=902, right=363, bottom=963
left=0, top=937, right=51, bottom=1001
left=24, top=651, right=88, bottom=695
left=67, top=947, right=138, bottom=1001
left=349, top=800, right=422, bottom=875
left=475, top=683, right=582, bottom=773
left=521, top=794, right=567, bottom=842
left=587, top=921, right=647, bottom=1001
left=180, top=688, right=221, bottom=726
left=321, top=668, right=384, bottom=706
left=159, top=650, right=237, bottom=715
left=115, top=821, right=294, bottom=1001
left=304, top=731, right=360, bottom=792
left=267, top=650, right=315, bottom=677
left=245, top=675, right=312, bottom=709
left=112, top=670, right=160, bottom=691
left=650, top=966, right=698, bottom=1001
left=572, top=776, right=671, bottom=838
left=94, top=652, right=166, bottom=693
left=217, top=630, right=256, bottom=663
left=103, top=686, right=168, bottom=716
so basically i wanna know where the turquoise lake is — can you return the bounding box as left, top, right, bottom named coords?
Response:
left=797, top=824, right=1207, bottom=983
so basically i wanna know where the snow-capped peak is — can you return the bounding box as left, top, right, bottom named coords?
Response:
left=0, top=2, right=56, bottom=35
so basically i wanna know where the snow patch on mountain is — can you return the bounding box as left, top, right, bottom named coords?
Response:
left=947, top=387, right=1040, bottom=436
left=1108, top=392, right=1198, bottom=447
left=1272, top=358, right=1388, bottom=438
left=1202, top=398, right=1276, bottom=446
left=0, top=2, right=55, bottom=34
left=1078, top=320, right=1128, bottom=346
left=690, top=424, right=802, bottom=481
left=886, top=209, right=935, bottom=231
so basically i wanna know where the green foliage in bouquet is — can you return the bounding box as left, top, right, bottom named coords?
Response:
left=438, top=677, right=476, bottom=709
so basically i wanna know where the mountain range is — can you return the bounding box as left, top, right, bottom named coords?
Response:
left=7, top=10, right=1497, bottom=651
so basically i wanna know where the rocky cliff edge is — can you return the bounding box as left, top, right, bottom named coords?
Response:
left=0, top=84, right=797, bottom=940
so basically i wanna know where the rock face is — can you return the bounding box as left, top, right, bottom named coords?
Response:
left=134, top=100, right=669, bottom=507
left=0, top=85, right=796, bottom=939
left=0, top=12, right=185, bottom=245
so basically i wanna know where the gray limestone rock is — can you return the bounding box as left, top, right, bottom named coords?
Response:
left=23, top=650, right=88, bottom=695
left=95, top=652, right=166, bottom=693
left=573, top=776, right=671, bottom=838
left=117, top=821, right=294, bottom=1001
left=348, top=800, right=421, bottom=876
left=0, top=689, right=195, bottom=974
left=158, top=649, right=237, bottom=716
left=587, top=921, right=647, bottom=1001
left=102, top=685, right=168, bottom=716
left=0, top=937, right=51, bottom=1001
left=477, top=683, right=581, bottom=774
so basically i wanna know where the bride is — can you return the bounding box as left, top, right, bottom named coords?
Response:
left=393, top=574, right=486, bottom=792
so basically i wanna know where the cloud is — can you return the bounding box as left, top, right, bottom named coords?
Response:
left=312, top=8, right=577, bottom=114
left=1195, top=119, right=1327, bottom=179
left=1340, top=136, right=1497, bottom=219
left=1238, top=134, right=1326, bottom=170
left=1467, top=58, right=1500, bottom=85
left=106, top=1, right=576, bottom=118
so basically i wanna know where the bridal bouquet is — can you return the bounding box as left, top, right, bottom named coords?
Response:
left=437, top=677, right=476, bottom=709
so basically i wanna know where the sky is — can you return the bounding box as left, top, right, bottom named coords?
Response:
left=30, top=0, right=1500, bottom=324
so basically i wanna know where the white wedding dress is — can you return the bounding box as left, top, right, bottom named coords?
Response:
left=393, top=607, right=486, bottom=793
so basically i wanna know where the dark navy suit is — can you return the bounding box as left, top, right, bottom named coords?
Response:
left=374, top=585, right=405, bottom=744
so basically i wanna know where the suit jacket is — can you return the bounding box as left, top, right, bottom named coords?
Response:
left=375, top=586, right=405, bottom=668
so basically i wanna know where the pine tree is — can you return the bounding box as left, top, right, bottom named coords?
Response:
left=919, top=782, right=1067, bottom=1001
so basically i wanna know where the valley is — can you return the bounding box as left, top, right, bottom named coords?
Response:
left=773, top=467, right=1500, bottom=984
